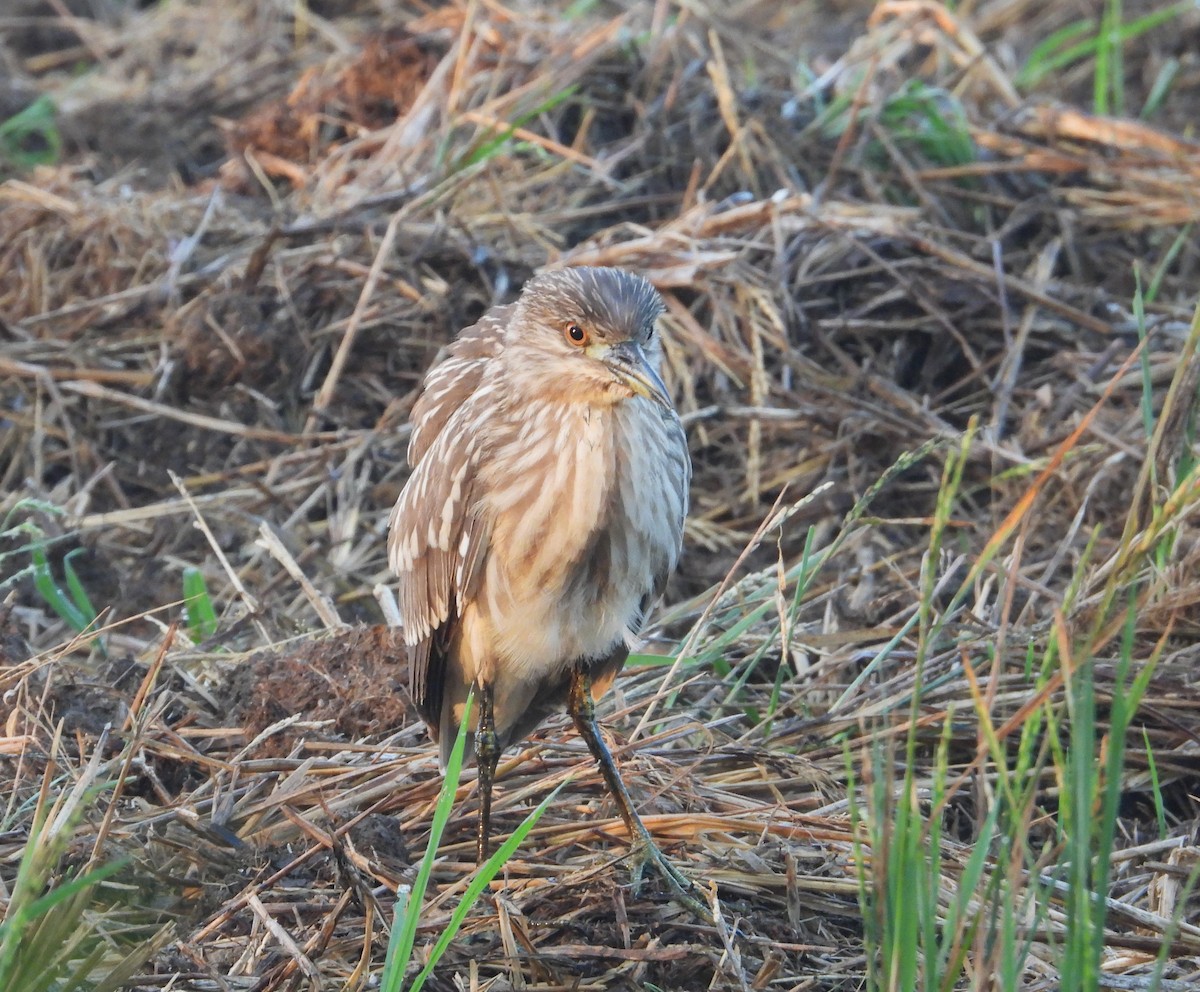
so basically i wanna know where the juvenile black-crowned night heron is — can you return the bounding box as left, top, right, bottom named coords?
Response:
left=388, top=265, right=697, bottom=905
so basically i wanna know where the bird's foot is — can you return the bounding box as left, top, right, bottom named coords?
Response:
left=628, top=834, right=713, bottom=922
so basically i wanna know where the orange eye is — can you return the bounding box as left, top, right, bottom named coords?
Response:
left=565, top=322, right=589, bottom=346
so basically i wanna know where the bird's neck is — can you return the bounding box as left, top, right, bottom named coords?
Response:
left=504, top=362, right=635, bottom=411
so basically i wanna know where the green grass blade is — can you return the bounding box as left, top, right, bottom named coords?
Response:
left=1141, top=56, right=1179, bottom=119
left=1017, top=19, right=1096, bottom=88
left=1017, top=4, right=1186, bottom=93
left=1146, top=223, right=1192, bottom=305
left=408, top=782, right=564, bottom=991
left=1142, top=728, right=1167, bottom=840
left=3, top=857, right=129, bottom=930
left=380, top=692, right=474, bottom=992
left=937, top=801, right=1001, bottom=991
left=62, top=549, right=99, bottom=631
left=1095, top=0, right=1117, bottom=115
left=456, top=84, right=578, bottom=170
left=183, top=566, right=219, bottom=640
left=1133, top=266, right=1155, bottom=483
left=31, top=546, right=93, bottom=635
left=0, top=95, right=61, bottom=170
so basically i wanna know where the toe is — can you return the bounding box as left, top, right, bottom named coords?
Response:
left=626, top=839, right=711, bottom=921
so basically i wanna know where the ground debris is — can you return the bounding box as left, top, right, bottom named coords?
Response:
left=3, top=0, right=1200, bottom=988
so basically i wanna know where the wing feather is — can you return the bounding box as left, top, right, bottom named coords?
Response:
left=407, top=307, right=508, bottom=467
left=389, top=308, right=505, bottom=726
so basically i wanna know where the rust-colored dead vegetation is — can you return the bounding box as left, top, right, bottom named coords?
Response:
left=3, top=0, right=1200, bottom=989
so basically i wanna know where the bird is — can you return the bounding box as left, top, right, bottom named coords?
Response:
left=387, top=265, right=699, bottom=908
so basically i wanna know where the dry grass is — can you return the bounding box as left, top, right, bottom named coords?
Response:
left=3, top=0, right=1200, bottom=989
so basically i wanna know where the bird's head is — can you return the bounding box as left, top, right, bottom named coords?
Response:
left=505, top=266, right=672, bottom=409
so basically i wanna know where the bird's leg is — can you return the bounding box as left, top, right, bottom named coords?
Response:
left=474, top=681, right=500, bottom=864
left=567, top=668, right=710, bottom=918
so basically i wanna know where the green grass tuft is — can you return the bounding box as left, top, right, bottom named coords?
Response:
left=380, top=692, right=563, bottom=991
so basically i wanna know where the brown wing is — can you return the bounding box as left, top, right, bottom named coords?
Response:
left=406, top=307, right=508, bottom=466
left=388, top=308, right=507, bottom=728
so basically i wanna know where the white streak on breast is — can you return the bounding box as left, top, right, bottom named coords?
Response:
left=467, top=395, right=688, bottom=685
